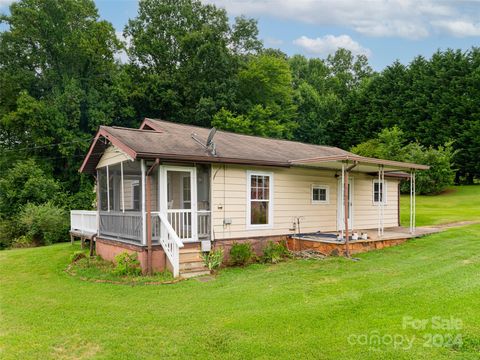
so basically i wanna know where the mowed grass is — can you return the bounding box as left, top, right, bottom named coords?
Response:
left=1, top=226, right=480, bottom=359
left=1, top=185, right=480, bottom=359
left=401, top=185, right=480, bottom=226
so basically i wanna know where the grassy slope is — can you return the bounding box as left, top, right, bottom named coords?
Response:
left=1, top=186, right=480, bottom=359
left=400, top=185, right=480, bottom=227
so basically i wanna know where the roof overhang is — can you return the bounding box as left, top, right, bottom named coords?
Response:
left=290, top=155, right=429, bottom=173
left=79, top=127, right=138, bottom=174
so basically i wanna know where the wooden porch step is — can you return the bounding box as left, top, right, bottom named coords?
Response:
left=180, top=252, right=203, bottom=263
left=180, top=268, right=211, bottom=279
left=179, top=247, right=201, bottom=254
left=179, top=261, right=205, bottom=271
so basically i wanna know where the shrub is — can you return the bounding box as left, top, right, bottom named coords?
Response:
left=0, top=219, right=21, bottom=249
left=351, top=127, right=456, bottom=194
left=262, top=241, right=290, bottom=263
left=11, top=235, right=34, bottom=248
left=0, top=159, right=60, bottom=217
left=229, top=242, right=254, bottom=266
left=70, top=251, right=87, bottom=263
left=18, top=202, right=68, bottom=245
left=201, top=248, right=224, bottom=272
left=402, top=142, right=457, bottom=195
left=113, top=252, right=141, bottom=276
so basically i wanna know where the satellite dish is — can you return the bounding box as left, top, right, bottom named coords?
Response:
left=206, top=127, right=217, bottom=146
left=191, top=127, right=217, bottom=156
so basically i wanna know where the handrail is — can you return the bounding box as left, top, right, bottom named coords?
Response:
left=155, top=212, right=184, bottom=277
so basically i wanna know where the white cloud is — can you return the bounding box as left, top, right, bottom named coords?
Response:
left=0, top=0, right=16, bottom=8
left=294, top=35, right=371, bottom=57
left=115, top=31, right=130, bottom=64
left=264, top=37, right=284, bottom=47
left=205, top=0, right=480, bottom=39
left=432, top=20, right=480, bottom=37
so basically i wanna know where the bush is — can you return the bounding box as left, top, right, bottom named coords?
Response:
left=18, top=202, right=68, bottom=246
left=262, top=241, right=290, bottom=263
left=0, top=219, right=21, bottom=249
left=402, top=142, right=457, bottom=195
left=229, top=242, right=254, bottom=266
left=0, top=159, right=60, bottom=217
left=70, top=251, right=87, bottom=263
left=351, top=127, right=456, bottom=194
left=11, top=235, right=34, bottom=248
left=113, top=252, right=141, bottom=276
left=201, top=248, right=224, bottom=272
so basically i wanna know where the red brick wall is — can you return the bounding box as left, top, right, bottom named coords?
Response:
left=286, top=237, right=408, bottom=256
left=96, top=238, right=167, bottom=273
left=213, top=235, right=289, bottom=262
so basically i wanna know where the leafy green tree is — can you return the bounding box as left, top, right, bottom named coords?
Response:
left=19, top=202, right=68, bottom=245
left=0, top=0, right=122, bottom=190
left=0, top=159, right=60, bottom=217
left=351, top=127, right=456, bottom=194
left=124, top=0, right=262, bottom=126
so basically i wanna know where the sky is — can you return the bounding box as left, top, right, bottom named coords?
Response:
left=1, top=0, right=480, bottom=70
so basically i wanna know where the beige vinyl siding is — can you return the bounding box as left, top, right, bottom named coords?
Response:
left=351, top=174, right=399, bottom=229
left=96, top=145, right=131, bottom=168
left=212, top=165, right=338, bottom=240
left=211, top=165, right=399, bottom=240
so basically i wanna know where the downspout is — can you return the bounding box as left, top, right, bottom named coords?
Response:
left=146, top=159, right=160, bottom=275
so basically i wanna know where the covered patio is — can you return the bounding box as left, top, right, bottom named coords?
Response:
left=290, top=154, right=429, bottom=256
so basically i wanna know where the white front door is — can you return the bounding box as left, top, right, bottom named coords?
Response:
left=337, top=178, right=354, bottom=231
left=160, top=166, right=197, bottom=242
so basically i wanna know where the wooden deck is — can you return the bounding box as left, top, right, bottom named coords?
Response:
left=291, top=226, right=440, bottom=244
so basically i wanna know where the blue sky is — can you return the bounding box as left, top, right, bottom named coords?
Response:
left=2, top=0, right=480, bottom=70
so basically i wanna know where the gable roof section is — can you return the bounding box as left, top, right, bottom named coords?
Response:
left=80, top=118, right=429, bottom=173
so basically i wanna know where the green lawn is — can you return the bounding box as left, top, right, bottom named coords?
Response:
left=401, top=185, right=480, bottom=227
left=1, top=186, right=480, bottom=359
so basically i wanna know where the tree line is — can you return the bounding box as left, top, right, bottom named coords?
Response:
left=0, top=0, right=478, bottom=246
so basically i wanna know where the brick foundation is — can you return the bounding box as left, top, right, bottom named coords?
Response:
left=96, top=234, right=409, bottom=273
left=96, top=238, right=168, bottom=273
left=213, top=235, right=290, bottom=262
left=286, top=237, right=408, bottom=256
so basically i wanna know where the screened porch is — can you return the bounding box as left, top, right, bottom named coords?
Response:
left=96, top=161, right=211, bottom=245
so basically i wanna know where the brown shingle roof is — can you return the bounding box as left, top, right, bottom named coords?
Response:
left=80, top=118, right=428, bottom=173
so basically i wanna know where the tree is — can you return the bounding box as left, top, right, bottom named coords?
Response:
left=212, top=54, right=297, bottom=138
left=0, top=159, right=60, bottom=217
left=351, top=127, right=456, bottom=194
left=0, top=0, right=122, bottom=190
left=124, top=0, right=262, bottom=126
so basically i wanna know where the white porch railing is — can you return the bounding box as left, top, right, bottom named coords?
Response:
left=70, top=210, right=97, bottom=235
left=167, top=209, right=193, bottom=241
left=99, top=211, right=143, bottom=243
left=155, top=212, right=184, bottom=277
left=198, top=210, right=211, bottom=239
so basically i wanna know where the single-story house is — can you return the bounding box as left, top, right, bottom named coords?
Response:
left=73, top=118, right=428, bottom=277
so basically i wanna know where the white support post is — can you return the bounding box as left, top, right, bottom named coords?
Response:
left=409, top=170, right=413, bottom=234
left=121, top=161, right=125, bottom=213
left=378, top=166, right=381, bottom=237
left=106, top=165, right=110, bottom=212
left=341, top=163, right=345, bottom=239
left=381, top=165, right=385, bottom=236
left=413, top=171, right=416, bottom=234
left=141, top=160, right=147, bottom=245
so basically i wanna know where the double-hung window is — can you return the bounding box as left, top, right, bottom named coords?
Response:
left=373, top=180, right=387, bottom=204
left=247, top=171, right=273, bottom=228
left=311, top=185, right=329, bottom=204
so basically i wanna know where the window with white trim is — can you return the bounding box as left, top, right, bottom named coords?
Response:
left=247, top=171, right=273, bottom=227
left=373, top=180, right=387, bottom=204
left=311, top=185, right=329, bottom=204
